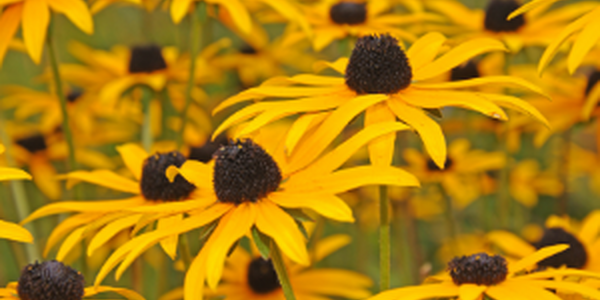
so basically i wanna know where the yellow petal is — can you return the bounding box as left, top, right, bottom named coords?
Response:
left=294, top=269, right=372, bottom=299
left=459, top=284, right=487, bottom=300
left=158, top=213, right=182, bottom=260
left=284, top=112, right=329, bottom=156
left=177, top=160, right=213, bottom=189
left=84, top=286, right=145, bottom=300
left=47, top=0, right=93, bottom=34
left=117, top=143, right=148, bottom=181
left=184, top=248, right=208, bottom=300
left=29, top=155, right=61, bottom=200
left=526, top=280, right=600, bottom=300
left=0, top=4, right=23, bottom=67
left=287, top=74, right=345, bottom=86
left=485, top=283, right=528, bottom=300
left=45, top=213, right=100, bottom=257
left=269, top=192, right=354, bottom=222
left=313, top=57, right=348, bottom=74
left=482, top=93, right=550, bottom=127
left=62, top=170, right=140, bottom=194
left=414, top=76, right=548, bottom=98
left=208, top=0, right=252, bottom=34
left=0, top=220, right=33, bottom=243
left=509, top=244, right=569, bottom=274
left=313, top=234, right=351, bottom=261
left=0, top=167, right=31, bottom=181
left=508, top=0, right=559, bottom=20
left=388, top=99, right=447, bottom=169
left=367, top=282, right=458, bottom=300
left=56, top=226, right=86, bottom=261
left=22, top=0, right=50, bottom=64
left=406, top=32, right=447, bottom=71
left=205, top=203, right=256, bottom=289
left=99, top=75, right=138, bottom=103
left=413, top=38, right=507, bottom=81
left=255, top=200, right=309, bottom=265
left=365, top=104, right=396, bottom=167
left=499, top=280, right=561, bottom=300
left=568, top=13, right=600, bottom=74
left=170, top=0, right=192, bottom=24
left=87, top=214, right=142, bottom=257
left=487, top=230, right=536, bottom=258
left=580, top=210, right=600, bottom=245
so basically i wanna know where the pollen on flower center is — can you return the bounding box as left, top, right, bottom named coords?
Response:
left=585, top=69, right=600, bottom=96
left=345, top=34, right=412, bottom=95
left=448, top=253, right=508, bottom=286
left=16, top=135, right=47, bottom=153
left=17, top=260, right=85, bottom=300
left=451, top=61, right=480, bottom=81
left=329, top=1, right=367, bottom=25
left=213, top=139, right=282, bottom=204
left=484, top=0, right=526, bottom=33
left=247, top=257, right=281, bottom=294
left=535, top=227, right=588, bottom=269
left=128, top=44, right=167, bottom=73
left=140, top=151, right=196, bottom=201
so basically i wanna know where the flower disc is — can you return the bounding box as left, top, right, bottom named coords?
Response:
left=484, top=0, right=526, bottom=32
left=140, top=151, right=196, bottom=201
left=450, top=61, right=480, bottom=81
left=345, top=34, right=412, bottom=95
left=16, top=135, right=47, bottom=154
left=247, top=258, right=280, bottom=294
left=17, top=260, right=85, bottom=300
left=213, top=139, right=282, bottom=204
left=535, top=227, right=588, bottom=269
left=329, top=1, right=367, bottom=25
left=128, top=45, right=167, bottom=73
left=448, top=253, right=508, bottom=286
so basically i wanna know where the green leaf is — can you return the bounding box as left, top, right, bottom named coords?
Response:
left=252, top=227, right=272, bottom=259
left=283, top=208, right=314, bottom=222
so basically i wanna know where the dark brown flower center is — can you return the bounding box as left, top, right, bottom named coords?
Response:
left=451, top=61, right=480, bottom=81
left=16, top=135, right=47, bottom=153
left=484, top=0, right=526, bottom=33
left=448, top=253, right=508, bottom=286
left=535, top=227, right=588, bottom=269
left=247, top=258, right=280, bottom=294
left=140, top=151, right=196, bottom=201
left=17, top=260, right=85, bottom=300
left=329, top=1, right=367, bottom=25
left=426, top=157, right=453, bottom=171
left=239, top=43, right=258, bottom=55
left=66, top=90, right=82, bottom=103
left=188, top=134, right=229, bottom=163
left=345, top=34, right=412, bottom=94
left=128, top=45, right=167, bottom=73
left=213, top=139, right=282, bottom=204
left=586, top=70, right=600, bottom=96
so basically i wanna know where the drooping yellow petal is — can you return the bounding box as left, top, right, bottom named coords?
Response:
left=482, top=93, right=550, bottom=127
left=29, top=155, right=61, bottom=200
left=22, top=0, right=50, bottom=64
left=205, top=203, right=256, bottom=289
left=47, top=0, right=93, bottom=34
left=116, top=143, right=148, bottom=181
left=414, top=76, right=548, bottom=97
left=177, top=160, right=213, bottom=189
left=406, top=32, right=447, bottom=71
left=0, top=4, right=23, bottom=67
left=294, top=269, right=372, bottom=299
left=87, top=214, right=142, bottom=257
left=0, top=167, right=31, bottom=181
left=123, top=199, right=214, bottom=213
left=313, top=57, right=348, bottom=74
left=207, top=0, right=252, bottom=34
left=158, top=213, right=183, bottom=260
left=525, top=280, right=600, bottom=299
left=287, top=74, right=345, bottom=86
left=255, top=200, right=309, bottom=265
left=56, top=226, right=86, bottom=261
left=45, top=213, right=101, bottom=257
left=62, top=170, right=140, bottom=194
left=509, top=244, right=569, bottom=274
left=365, top=104, right=397, bottom=167
left=487, top=230, right=536, bottom=258
left=184, top=248, right=208, bottom=300
left=0, top=220, right=33, bottom=243
left=519, top=268, right=600, bottom=280
left=269, top=192, right=354, bottom=222
left=485, top=283, right=528, bottom=300
left=99, top=75, right=139, bottom=103
left=568, top=13, right=600, bottom=74
left=413, top=38, right=507, bottom=81
left=170, top=0, right=192, bottom=24
left=458, top=284, right=487, bottom=300
left=388, top=99, right=447, bottom=169
left=508, top=0, right=560, bottom=20
left=313, top=234, right=351, bottom=261
left=284, top=112, right=329, bottom=156
left=367, top=282, right=458, bottom=300
left=580, top=210, right=600, bottom=245
left=84, top=286, right=145, bottom=300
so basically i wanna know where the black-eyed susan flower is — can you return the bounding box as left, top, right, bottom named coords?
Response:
left=508, top=0, right=600, bottom=73
left=213, top=33, right=548, bottom=169
left=0, top=143, right=30, bottom=182
left=0, top=0, right=93, bottom=66
left=282, top=0, right=433, bottom=51
left=0, top=260, right=144, bottom=300
left=488, top=211, right=600, bottom=271
left=21, top=143, right=202, bottom=261
left=402, top=138, right=505, bottom=209
left=425, top=0, right=584, bottom=53
left=509, top=159, right=562, bottom=207
left=91, top=122, right=419, bottom=300
left=368, top=245, right=600, bottom=300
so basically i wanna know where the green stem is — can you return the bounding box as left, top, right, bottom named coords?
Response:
left=177, top=3, right=206, bottom=149
left=379, top=185, right=391, bottom=291
left=558, top=128, right=572, bottom=215
left=141, top=86, right=154, bottom=152
left=46, top=27, right=77, bottom=170
left=439, top=183, right=458, bottom=247
left=398, top=199, right=419, bottom=285
left=270, top=243, right=296, bottom=300
left=179, top=233, right=193, bottom=270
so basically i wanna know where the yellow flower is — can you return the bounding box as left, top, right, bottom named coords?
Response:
left=424, top=0, right=583, bottom=53
left=21, top=143, right=203, bottom=261
left=508, top=0, right=600, bottom=74
left=0, top=0, right=93, bottom=66
left=282, top=0, right=435, bottom=51
left=213, top=32, right=548, bottom=170
left=369, top=245, right=600, bottom=300
left=509, top=159, right=562, bottom=207
left=0, top=220, right=32, bottom=243
left=488, top=211, right=600, bottom=272
left=0, top=143, right=30, bottom=181
left=91, top=123, right=419, bottom=300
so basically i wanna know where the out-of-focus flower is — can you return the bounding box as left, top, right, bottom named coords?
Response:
left=509, top=159, right=562, bottom=207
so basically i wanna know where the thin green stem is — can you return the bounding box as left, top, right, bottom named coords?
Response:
left=379, top=185, right=391, bottom=291
left=179, top=233, right=193, bottom=270
left=177, top=3, right=206, bottom=148
left=141, top=86, right=154, bottom=152
left=398, top=200, right=419, bottom=285
left=46, top=27, right=77, bottom=170
left=270, top=243, right=296, bottom=300
left=558, top=128, right=572, bottom=215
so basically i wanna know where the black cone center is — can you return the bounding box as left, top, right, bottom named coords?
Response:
left=18, top=260, right=85, bottom=300
left=140, top=151, right=196, bottom=201
left=16, top=135, right=47, bottom=153
left=535, top=227, right=588, bottom=269
left=247, top=258, right=280, bottom=294
left=451, top=61, right=480, bottom=81
left=448, top=253, right=508, bottom=286
left=484, top=0, right=526, bottom=32
left=329, top=2, right=367, bottom=25
left=128, top=45, right=167, bottom=73
left=188, top=134, right=229, bottom=163
left=345, top=34, right=412, bottom=94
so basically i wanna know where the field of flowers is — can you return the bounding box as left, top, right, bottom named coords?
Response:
left=2, top=0, right=600, bottom=300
